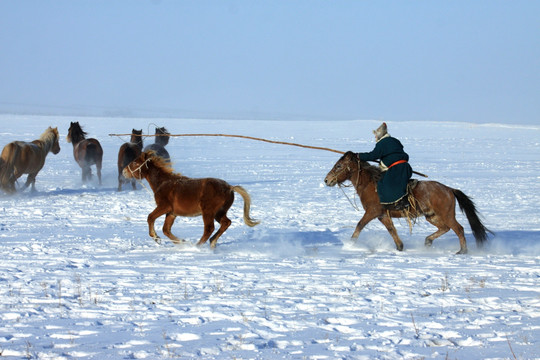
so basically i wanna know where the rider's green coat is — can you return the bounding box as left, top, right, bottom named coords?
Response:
left=358, top=135, right=413, bottom=204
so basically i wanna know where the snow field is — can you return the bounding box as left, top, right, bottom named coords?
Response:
left=0, top=115, right=539, bottom=359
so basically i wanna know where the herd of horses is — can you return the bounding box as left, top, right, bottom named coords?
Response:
left=0, top=124, right=491, bottom=253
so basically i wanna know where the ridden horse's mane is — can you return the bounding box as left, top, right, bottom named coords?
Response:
left=342, top=151, right=382, bottom=183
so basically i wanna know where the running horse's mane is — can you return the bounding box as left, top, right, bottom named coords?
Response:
left=141, top=151, right=178, bottom=176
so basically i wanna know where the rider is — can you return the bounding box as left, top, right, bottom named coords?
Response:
left=358, top=122, right=413, bottom=210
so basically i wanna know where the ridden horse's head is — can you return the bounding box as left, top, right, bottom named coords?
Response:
left=66, top=122, right=87, bottom=144
left=130, top=129, right=144, bottom=148
left=325, top=152, right=382, bottom=187
left=324, top=151, right=358, bottom=187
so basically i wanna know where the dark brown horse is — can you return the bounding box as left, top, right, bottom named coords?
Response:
left=325, top=151, right=490, bottom=254
left=117, top=129, right=143, bottom=191
left=123, top=151, right=260, bottom=248
left=0, top=127, right=61, bottom=193
left=66, top=122, right=103, bottom=185
left=143, top=126, right=171, bottom=162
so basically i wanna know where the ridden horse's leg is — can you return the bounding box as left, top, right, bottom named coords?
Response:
left=378, top=215, right=404, bottom=251
left=351, top=211, right=380, bottom=241
left=162, top=213, right=185, bottom=244
left=196, top=212, right=216, bottom=247
left=209, top=214, right=232, bottom=249
left=447, top=218, right=468, bottom=254
left=424, top=215, right=450, bottom=248
left=147, top=206, right=168, bottom=243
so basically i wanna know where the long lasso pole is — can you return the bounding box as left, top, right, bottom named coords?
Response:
left=108, top=132, right=427, bottom=177
left=109, top=133, right=346, bottom=155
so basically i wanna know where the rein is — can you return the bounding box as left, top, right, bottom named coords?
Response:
left=329, top=157, right=363, bottom=212
left=338, top=182, right=361, bottom=212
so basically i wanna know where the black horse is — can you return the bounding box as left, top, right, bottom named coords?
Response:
left=144, top=127, right=171, bottom=162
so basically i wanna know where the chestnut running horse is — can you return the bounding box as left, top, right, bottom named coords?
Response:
left=123, top=151, right=259, bottom=248
left=67, top=122, right=103, bottom=185
left=0, top=126, right=61, bottom=193
left=117, top=129, right=143, bottom=191
left=325, top=151, right=491, bottom=254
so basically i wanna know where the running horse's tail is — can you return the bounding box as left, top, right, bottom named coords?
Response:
left=453, top=189, right=492, bottom=247
left=0, top=143, right=19, bottom=193
left=232, top=185, right=260, bottom=227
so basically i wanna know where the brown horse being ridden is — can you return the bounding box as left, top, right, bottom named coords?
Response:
left=325, top=151, right=491, bottom=254
left=67, top=122, right=103, bottom=185
left=123, top=151, right=260, bottom=248
left=117, top=129, right=143, bottom=191
left=0, top=127, right=61, bottom=194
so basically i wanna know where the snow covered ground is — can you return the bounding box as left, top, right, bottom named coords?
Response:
left=0, top=115, right=539, bottom=359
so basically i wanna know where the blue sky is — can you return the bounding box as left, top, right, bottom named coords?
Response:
left=1, top=1, right=538, bottom=124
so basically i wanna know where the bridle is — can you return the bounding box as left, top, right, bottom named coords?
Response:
left=126, top=157, right=151, bottom=179
left=124, top=157, right=155, bottom=196
left=329, top=155, right=363, bottom=211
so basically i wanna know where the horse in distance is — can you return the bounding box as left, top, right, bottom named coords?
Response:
left=123, top=151, right=260, bottom=248
left=117, top=129, right=143, bottom=191
left=325, top=151, right=491, bottom=254
left=66, top=122, right=103, bottom=185
left=144, top=126, right=171, bottom=162
left=0, top=126, right=61, bottom=194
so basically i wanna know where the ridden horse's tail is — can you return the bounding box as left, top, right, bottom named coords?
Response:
left=0, top=143, right=19, bottom=193
left=453, top=189, right=492, bottom=247
left=232, top=186, right=260, bottom=227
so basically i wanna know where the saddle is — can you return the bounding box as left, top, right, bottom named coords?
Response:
left=382, top=179, right=419, bottom=211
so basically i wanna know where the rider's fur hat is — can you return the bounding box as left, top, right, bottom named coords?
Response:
left=373, top=122, right=388, bottom=141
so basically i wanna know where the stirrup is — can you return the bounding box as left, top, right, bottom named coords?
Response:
left=382, top=197, right=410, bottom=211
